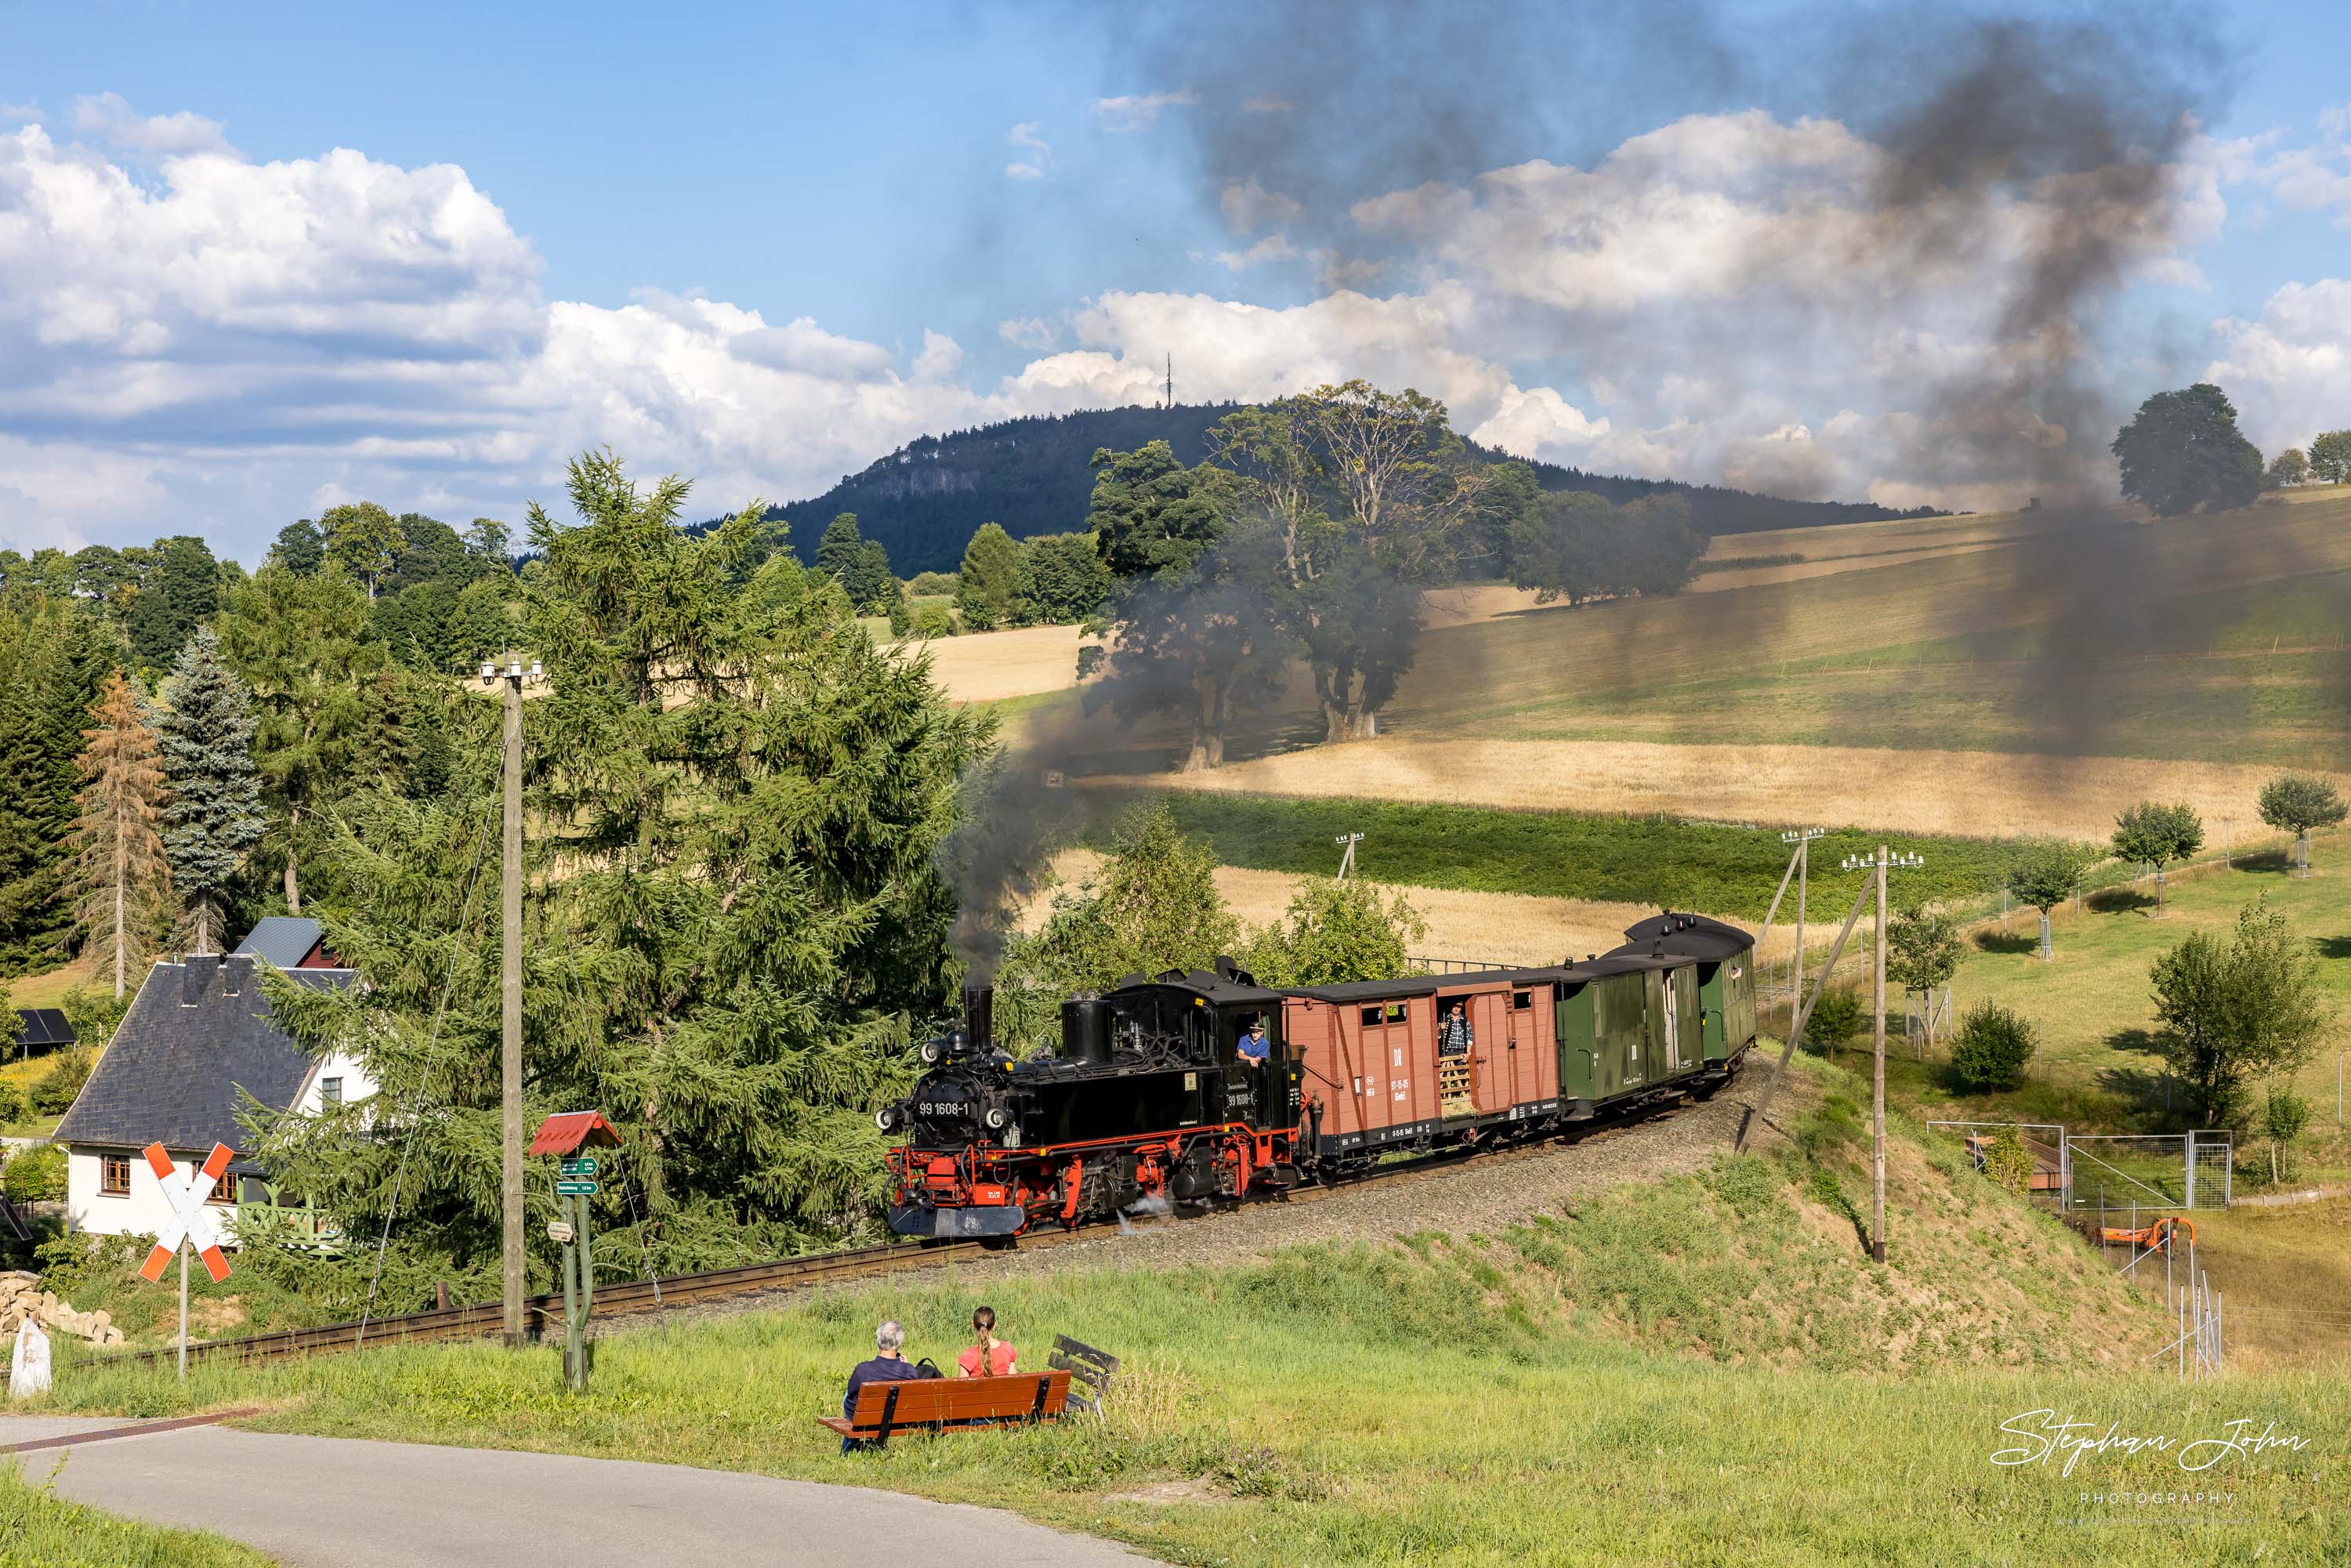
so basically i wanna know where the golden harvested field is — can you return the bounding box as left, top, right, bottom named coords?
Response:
left=1020, top=849, right=1802, bottom=968
left=1089, top=737, right=2338, bottom=844
left=895, top=622, right=1099, bottom=704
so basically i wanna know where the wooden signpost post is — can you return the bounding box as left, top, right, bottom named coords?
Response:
left=527, top=1111, right=621, bottom=1392
left=138, top=1142, right=236, bottom=1385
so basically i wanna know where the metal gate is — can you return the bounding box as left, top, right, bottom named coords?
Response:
left=2067, top=1132, right=2233, bottom=1212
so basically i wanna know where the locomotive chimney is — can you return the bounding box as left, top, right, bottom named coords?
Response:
left=962, top=983, right=994, bottom=1048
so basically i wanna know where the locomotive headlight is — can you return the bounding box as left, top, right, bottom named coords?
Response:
left=875, top=1104, right=899, bottom=1132
left=918, top=1039, right=942, bottom=1065
left=984, top=1107, right=1008, bottom=1130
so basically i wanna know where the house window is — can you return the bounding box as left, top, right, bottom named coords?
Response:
left=320, top=1077, right=343, bottom=1108
left=100, top=1153, right=130, bottom=1196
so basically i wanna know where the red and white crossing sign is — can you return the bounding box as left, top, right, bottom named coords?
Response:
left=136, top=1142, right=234, bottom=1285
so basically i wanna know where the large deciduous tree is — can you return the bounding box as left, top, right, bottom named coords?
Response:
left=127, top=535, right=221, bottom=669
left=158, top=626, right=264, bottom=955
left=221, top=563, right=384, bottom=914
left=1208, top=383, right=1488, bottom=743
left=955, top=523, right=1025, bottom=630
left=1020, top=532, right=1111, bottom=624
left=2306, top=429, right=2351, bottom=487
left=1085, top=443, right=1287, bottom=771
left=321, top=502, right=407, bottom=600
left=2150, top=898, right=2334, bottom=1128
left=2110, top=800, right=2204, bottom=914
left=1244, top=878, right=1426, bottom=987
left=2110, top=383, right=2262, bottom=517
left=64, top=673, right=173, bottom=998
left=2262, top=448, right=2309, bottom=490
left=256, top=448, right=992, bottom=1300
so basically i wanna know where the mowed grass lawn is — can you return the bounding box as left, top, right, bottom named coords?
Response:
left=28, top=1103, right=2349, bottom=1567
left=1810, top=850, right=2351, bottom=1161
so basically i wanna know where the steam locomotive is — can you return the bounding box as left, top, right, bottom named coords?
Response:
left=880, top=912, right=1758, bottom=1239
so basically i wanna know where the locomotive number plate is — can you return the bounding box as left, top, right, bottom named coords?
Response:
left=918, top=1100, right=969, bottom=1117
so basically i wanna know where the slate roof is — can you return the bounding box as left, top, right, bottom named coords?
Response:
left=234, top=916, right=327, bottom=969
left=53, top=954, right=354, bottom=1166
left=13, top=1009, right=74, bottom=1049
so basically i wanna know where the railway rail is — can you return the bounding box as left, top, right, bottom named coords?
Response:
left=104, top=1075, right=1721, bottom=1374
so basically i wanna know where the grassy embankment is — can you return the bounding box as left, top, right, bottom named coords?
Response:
left=21, top=1056, right=2346, bottom=1565
left=0, top=1462, right=268, bottom=1566
left=1798, top=848, right=2351, bottom=1172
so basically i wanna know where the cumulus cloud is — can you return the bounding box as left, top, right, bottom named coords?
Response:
left=2238, top=105, right=2351, bottom=226
left=68, top=92, right=235, bottom=158
left=0, top=87, right=2298, bottom=560
left=1092, top=89, right=1198, bottom=133
left=2204, top=279, right=2351, bottom=453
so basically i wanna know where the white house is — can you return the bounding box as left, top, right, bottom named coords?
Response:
left=55, top=928, right=371, bottom=1245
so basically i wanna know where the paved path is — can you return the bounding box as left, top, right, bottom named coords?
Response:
left=3, top=1414, right=1154, bottom=1567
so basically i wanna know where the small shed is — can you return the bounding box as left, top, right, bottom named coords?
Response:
left=12, top=1009, right=75, bottom=1058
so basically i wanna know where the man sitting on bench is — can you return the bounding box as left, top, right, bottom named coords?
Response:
left=840, top=1320, right=921, bottom=1453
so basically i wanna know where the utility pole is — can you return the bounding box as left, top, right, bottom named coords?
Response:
left=1333, top=831, right=1363, bottom=880
left=484, top=653, right=541, bottom=1348
left=1843, top=845, right=1921, bottom=1265
left=1779, top=829, right=1822, bottom=1029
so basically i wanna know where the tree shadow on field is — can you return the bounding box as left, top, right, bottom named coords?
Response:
left=2086, top=885, right=2155, bottom=915
left=2313, top=936, right=2351, bottom=960
left=2230, top=849, right=2291, bottom=875
left=1972, top=929, right=2038, bottom=954
left=2093, top=1064, right=2183, bottom=1132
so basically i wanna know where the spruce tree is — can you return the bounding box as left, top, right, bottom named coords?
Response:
left=159, top=626, right=264, bottom=954
left=257, top=449, right=992, bottom=1300
left=0, top=599, right=112, bottom=971
left=222, top=564, right=382, bottom=914
left=66, top=673, right=173, bottom=998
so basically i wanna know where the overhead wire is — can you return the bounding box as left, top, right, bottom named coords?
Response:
left=357, top=798, right=498, bottom=1345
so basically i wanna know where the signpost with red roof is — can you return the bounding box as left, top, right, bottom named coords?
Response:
left=529, top=1110, right=621, bottom=1391
left=137, top=1141, right=235, bottom=1384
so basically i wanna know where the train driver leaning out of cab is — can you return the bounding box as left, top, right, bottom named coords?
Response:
left=1440, top=1002, right=1473, bottom=1057
left=957, top=1305, right=1017, bottom=1377
left=1237, top=1016, right=1272, bottom=1065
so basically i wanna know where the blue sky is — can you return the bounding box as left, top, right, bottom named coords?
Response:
left=7, top=1, right=2351, bottom=561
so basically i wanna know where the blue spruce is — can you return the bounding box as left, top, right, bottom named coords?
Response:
left=160, top=625, right=263, bottom=954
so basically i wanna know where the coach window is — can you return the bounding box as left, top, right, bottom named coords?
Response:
left=1359, top=1005, right=1382, bottom=1027
left=1512, top=990, right=1533, bottom=1011
left=100, top=1153, right=130, bottom=1196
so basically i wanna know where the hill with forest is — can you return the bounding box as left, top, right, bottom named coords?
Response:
left=741, top=404, right=1947, bottom=574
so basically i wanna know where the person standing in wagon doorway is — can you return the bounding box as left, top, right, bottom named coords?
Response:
left=957, top=1305, right=1016, bottom=1377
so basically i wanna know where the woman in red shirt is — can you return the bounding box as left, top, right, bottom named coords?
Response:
left=956, top=1305, right=1016, bottom=1378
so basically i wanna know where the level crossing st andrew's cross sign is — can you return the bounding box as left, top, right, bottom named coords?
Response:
left=136, top=1142, right=235, bottom=1285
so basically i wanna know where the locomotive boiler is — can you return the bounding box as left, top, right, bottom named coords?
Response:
left=882, top=911, right=1758, bottom=1240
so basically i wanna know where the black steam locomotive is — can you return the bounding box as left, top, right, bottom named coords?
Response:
left=882, top=913, right=1759, bottom=1240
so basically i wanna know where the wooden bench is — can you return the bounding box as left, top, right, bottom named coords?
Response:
left=820, top=1369, right=1071, bottom=1447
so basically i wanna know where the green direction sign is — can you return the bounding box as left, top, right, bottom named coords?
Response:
left=556, top=1180, right=598, bottom=1196
left=559, top=1156, right=600, bottom=1177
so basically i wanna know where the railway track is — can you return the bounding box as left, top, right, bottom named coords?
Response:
left=107, top=1072, right=1727, bottom=1374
